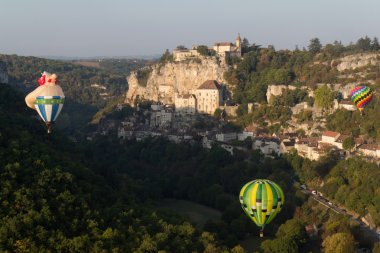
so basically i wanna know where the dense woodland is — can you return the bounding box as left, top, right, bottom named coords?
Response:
left=0, top=85, right=241, bottom=252
left=1, top=84, right=380, bottom=252
left=0, top=54, right=140, bottom=134
left=71, top=58, right=151, bottom=75
left=1, top=36, right=380, bottom=252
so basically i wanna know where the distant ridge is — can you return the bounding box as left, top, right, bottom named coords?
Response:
left=41, top=54, right=161, bottom=61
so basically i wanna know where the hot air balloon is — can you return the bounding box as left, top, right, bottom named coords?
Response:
left=25, top=72, right=65, bottom=133
left=350, top=85, right=373, bottom=114
left=34, top=95, right=65, bottom=133
left=239, top=179, right=284, bottom=237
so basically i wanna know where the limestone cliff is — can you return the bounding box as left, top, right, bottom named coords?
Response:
left=266, top=85, right=298, bottom=103
left=125, top=57, right=229, bottom=105
left=333, top=52, right=380, bottom=72
left=0, top=61, right=8, bottom=84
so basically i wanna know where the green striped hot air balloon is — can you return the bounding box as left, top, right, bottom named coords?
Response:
left=239, top=179, right=284, bottom=237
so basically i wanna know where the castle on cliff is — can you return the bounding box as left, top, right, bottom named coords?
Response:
left=173, top=34, right=242, bottom=61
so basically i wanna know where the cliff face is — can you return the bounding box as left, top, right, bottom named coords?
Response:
left=333, top=53, right=380, bottom=72
left=266, top=85, right=298, bottom=103
left=125, top=57, right=229, bottom=105
left=0, top=61, right=8, bottom=84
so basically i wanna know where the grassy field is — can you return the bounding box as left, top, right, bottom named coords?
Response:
left=157, top=198, right=222, bottom=227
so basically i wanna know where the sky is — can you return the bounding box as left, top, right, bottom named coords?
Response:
left=0, top=0, right=379, bottom=58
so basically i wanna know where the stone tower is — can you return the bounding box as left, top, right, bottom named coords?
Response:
left=235, top=33, right=241, bottom=48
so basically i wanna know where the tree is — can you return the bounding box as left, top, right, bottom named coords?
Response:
left=237, top=51, right=258, bottom=77
left=308, top=38, right=322, bottom=54
left=356, top=36, right=372, bottom=51
left=261, top=237, right=298, bottom=253
left=159, top=49, right=173, bottom=63
left=197, top=45, right=209, bottom=56
left=176, top=45, right=187, bottom=50
left=213, top=108, right=223, bottom=119
left=314, top=85, right=334, bottom=109
left=241, top=38, right=250, bottom=54
left=371, top=37, right=380, bottom=51
left=342, top=137, right=355, bottom=151
left=322, top=232, right=356, bottom=253
left=261, top=219, right=306, bottom=253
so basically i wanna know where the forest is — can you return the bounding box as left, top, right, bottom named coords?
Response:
left=1, top=35, right=380, bottom=252
left=226, top=36, right=380, bottom=105
left=1, top=84, right=380, bottom=252
left=0, top=54, right=138, bottom=134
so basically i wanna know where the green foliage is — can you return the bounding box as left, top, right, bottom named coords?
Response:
left=342, top=136, right=355, bottom=151
left=135, top=67, right=151, bottom=87
left=91, top=96, right=131, bottom=124
left=0, top=54, right=127, bottom=108
left=295, top=109, right=313, bottom=123
left=327, top=95, right=380, bottom=140
left=356, top=36, right=372, bottom=52
left=322, top=158, right=380, bottom=223
left=237, top=51, right=258, bottom=78
left=253, top=105, right=292, bottom=125
left=214, top=108, right=223, bottom=119
left=159, top=49, right=173, bottom=64
left=287, top=149, right=380, bottom=227
left=314, top=84, right=334, bottom=109
left=176, top=45, right=187, bottom=50
left=261, top=218, right=306, bottom=253
left=98, top=58, right=150, bottom=74
left=241, top=38, right=261, bottom=55
left=0, top=54, right=137, bottom=133
left=322, top=232, right=356, bottom=253
left=0, top=85, right=240, bottom=252
left=270, top=88, right=308, bottom=107
left=196, top=45, right=212, bottom=56
left=308, top=38, right=322, bottom=54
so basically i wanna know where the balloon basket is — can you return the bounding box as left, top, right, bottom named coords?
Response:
left=260, top=230, right=264, bottom=238
left=46, top=123, right=52, bottom=134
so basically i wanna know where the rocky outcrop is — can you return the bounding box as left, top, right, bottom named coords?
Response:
left=266, top=84, right=299, bottom=103
left=333, top=53, right=380, bottom=72
left=125, top=57, right=229, bottom=105
left=0, top=61, right=8, bottom=84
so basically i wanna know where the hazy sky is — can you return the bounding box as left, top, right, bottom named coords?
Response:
left=1, top=0, right=379, bottom=57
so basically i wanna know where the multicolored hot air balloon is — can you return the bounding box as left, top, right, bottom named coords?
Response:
left=25, top=72, right=65, bottom=133
left=350, top=85, right=373, bottom=113
left=239, top=179, right=284, bottom=237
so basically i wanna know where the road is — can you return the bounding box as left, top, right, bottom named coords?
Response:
left=301, top=187, right=380, bottom=241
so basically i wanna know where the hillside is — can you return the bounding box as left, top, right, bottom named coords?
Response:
left=72, top=58, right=150, bottom=75
left=0, top=60, right=8, bottom=84
left=0, top=54, right=134, bottom=133
left=0, top=84, right=248, bottom=252
left=0, top=54, right=128, bottom=107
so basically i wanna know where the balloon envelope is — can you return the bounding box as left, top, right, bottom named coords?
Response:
left=34, top=95, right=65, bottom=123
left=239, top=179, right=284, bottom=232
left=350, top=86, right=373, bottom=110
